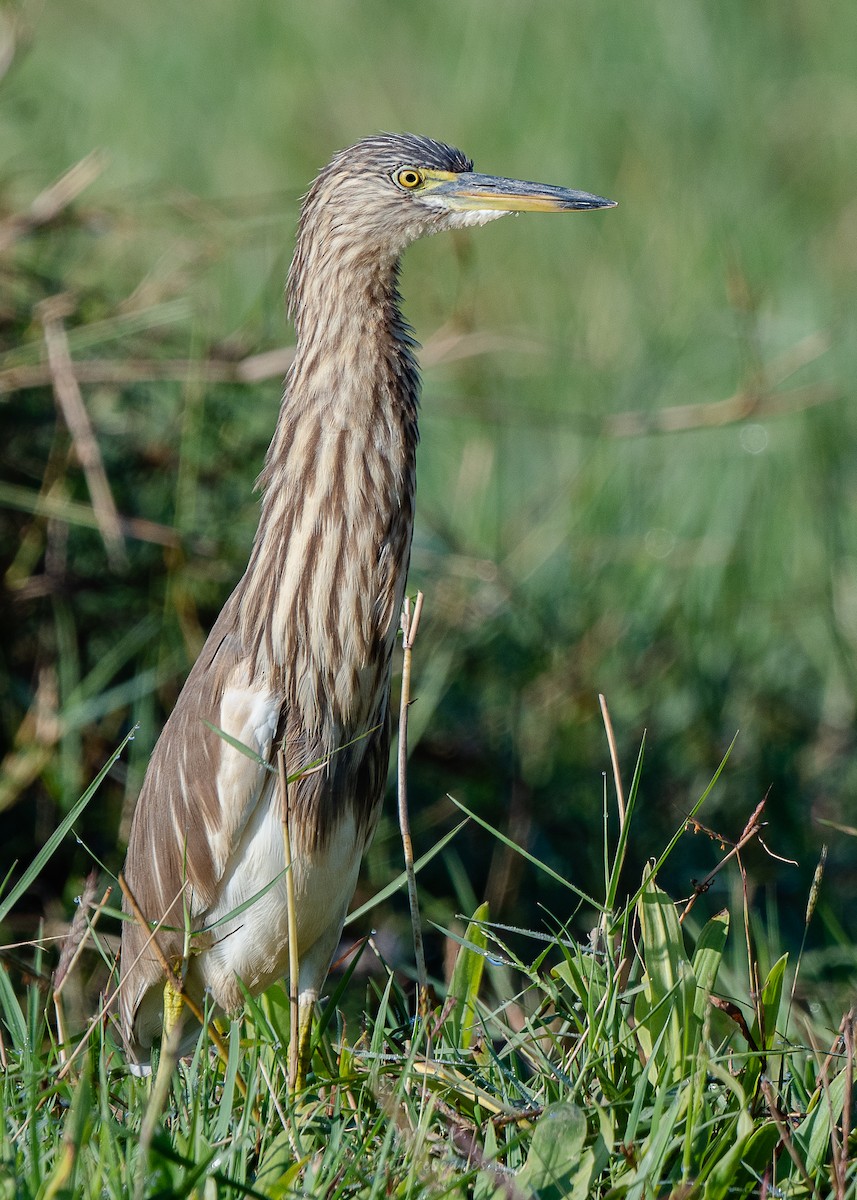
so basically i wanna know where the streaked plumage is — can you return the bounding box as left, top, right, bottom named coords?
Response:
left=119, top=133, right=615, bottom=1066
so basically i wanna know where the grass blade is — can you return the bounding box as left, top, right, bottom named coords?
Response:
left=0, top=729, right=135, bottom=925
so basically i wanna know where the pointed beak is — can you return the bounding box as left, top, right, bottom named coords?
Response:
left=426, top=171, right=617, bottom=213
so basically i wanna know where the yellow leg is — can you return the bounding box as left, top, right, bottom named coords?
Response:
left=290, top=994, right=315, bottom=1094
left=144, top=978, right=186, bottom=1133
left=162, top=977, right=185, bottom=1039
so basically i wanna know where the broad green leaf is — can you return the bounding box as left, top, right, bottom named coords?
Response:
left=254, top=1130, right=309, bottom=1198
left=445, top=901, right=489, bottom=1051
left=0, top=964, right=27, bottom=1052
left=518, top=1103, right=592, bottom=1200
left=473, top=1173, right=509, bottom=1200
left=794, top=1064, right=849, bottom=1178
left=691, top=909, right=729, bottom=1022
left=701, top=1130, right=754, bottom=1200
left=637, top=866, right=691, bottom=1000
left=622, top=1085, right=687, bottom=1200
left=749, top=952, right=788, bottom=1051
left=736, top=1123, right=781, bottom=1188
left=635, top=866, right=698, bottom=1081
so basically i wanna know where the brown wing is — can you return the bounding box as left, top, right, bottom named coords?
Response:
left=118, top=592, right=282, bottom=1043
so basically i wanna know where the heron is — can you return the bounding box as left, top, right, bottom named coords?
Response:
left=119, top=133, right=615, bottom=1073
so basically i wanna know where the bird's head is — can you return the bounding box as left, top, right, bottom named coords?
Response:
left=298, top=133, right=615, bottom=254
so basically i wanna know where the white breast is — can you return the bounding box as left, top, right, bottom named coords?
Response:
left=195, top=779, right=363, bottom=1011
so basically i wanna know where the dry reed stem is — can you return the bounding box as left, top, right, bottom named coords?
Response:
left=0, top=666, right=62, bottom=813
left=0, top=150, right=107, bottom=253
left=605, top=332, right=834, bottom=437
left=277, top=747, right=301, bottom=1094
left=606, top=382, right=839, bottom=437
left=0, top=330, right=533, bottom=398
left=598, top=693, right=625, bottom=829
left=0, top=480, right=189, bottom=554
left=398, top=591, right=428, bottom=1002
left=36, top=295, right=127, bottom=569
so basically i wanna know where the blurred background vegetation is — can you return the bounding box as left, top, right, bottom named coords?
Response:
left=2, top=0, right=857, bottom=1013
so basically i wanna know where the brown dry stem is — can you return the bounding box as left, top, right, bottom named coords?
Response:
left=36, top=295, right=127, bottom=569
left=399, top=591, right=428, bottom=1003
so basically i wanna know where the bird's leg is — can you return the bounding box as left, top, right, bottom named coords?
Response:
left=159, top=880, right=195, bottom=1051
left=162, top=974, right=186, bottom=1042
left=154, top=957, right=188, bottom=1081
left=293, top=991, right=316, bottom=1092
left=289, top=907, right=351, bottom=1094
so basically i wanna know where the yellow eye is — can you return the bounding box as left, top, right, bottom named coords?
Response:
left=395, top=168, right=423, bottom=189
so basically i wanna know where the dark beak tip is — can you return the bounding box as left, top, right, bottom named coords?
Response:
left=554, top=190, right=617, bottom=211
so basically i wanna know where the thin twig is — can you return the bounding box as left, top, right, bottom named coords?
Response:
left=399, top=591, right=427, bottom=1002
left=36, top=295, right=127, bottom=569
left=679, top=795, right=772, bottom=925
left=118, top=876, right=194, bottom=1015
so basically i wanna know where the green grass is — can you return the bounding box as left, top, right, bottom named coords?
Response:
left=1, top=726, right=854, bottom=1197
left=3, top=1, right=857, bottom=1191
